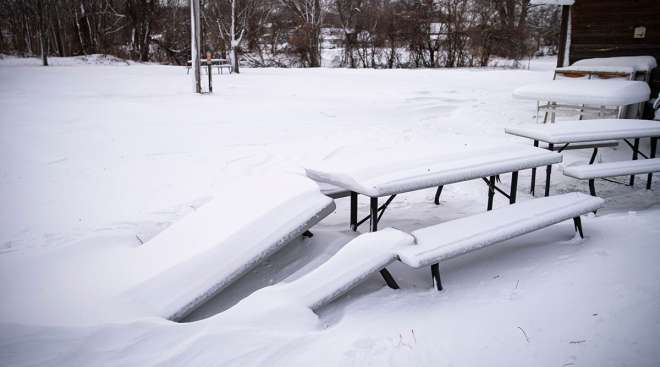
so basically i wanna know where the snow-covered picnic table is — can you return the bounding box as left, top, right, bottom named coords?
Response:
left=305, top=143, right=562, bottom=231
left=571, top=56, right=657, bottom=76
left=505, top=119, right=660, bottom=195
left=513, top=79, right=651, bottom=122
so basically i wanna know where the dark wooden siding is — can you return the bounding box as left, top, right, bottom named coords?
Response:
left=569, top=0, right=660, bottom=106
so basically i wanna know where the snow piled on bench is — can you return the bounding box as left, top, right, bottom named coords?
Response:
left=398, top=193, right=604, bottom=268
left=121, top=174, right=335, bottom=320
left=513, top=79, right=651, bottom=106
left=555, top=65, right=635, bottom=76
left=563, top=158, right=660, bottom=180
left=268, top=228, right=413, bottom=310
left=505, top=119, right=660, bottom=144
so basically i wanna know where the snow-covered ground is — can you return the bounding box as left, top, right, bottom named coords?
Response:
left=1, top=55, right=659, bottom=366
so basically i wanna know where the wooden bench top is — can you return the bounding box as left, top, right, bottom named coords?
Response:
left=505, top=119, right=660, bottom=144
left=305, top=144, right=561, bottom=197
left=563, top=158, right=660, bottom=179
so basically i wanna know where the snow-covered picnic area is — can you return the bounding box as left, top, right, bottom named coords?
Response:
left=1, top=56, right=659, bottom=366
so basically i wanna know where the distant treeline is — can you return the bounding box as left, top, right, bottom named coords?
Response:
left=0, top=0, right=560, bottom=68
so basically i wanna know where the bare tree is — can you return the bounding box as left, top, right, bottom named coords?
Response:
left=279, top=0, right=325, bottom=67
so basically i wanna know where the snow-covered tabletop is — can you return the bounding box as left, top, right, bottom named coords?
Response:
left=555, top=65, right=635, bottom=76
left=505, top=119, right=660, bottom=144
left=513, top=79, right=651, bottom=106
left=304, top=144, right=562, bottom=197
left=572, top=56, right=657, bottom=73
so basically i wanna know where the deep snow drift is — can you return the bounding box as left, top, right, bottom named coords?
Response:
left=1, top=56, right=659, bottom=366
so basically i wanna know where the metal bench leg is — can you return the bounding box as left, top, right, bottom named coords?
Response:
left=588, top=179, right=596, bottom=197
left=434, top=185, right=443, bottom=205
left=531, top=140, right=538, bottom=195
left=350, top=192, right=358, bottom=231
left=431, top=263, right=443, bottom=291
left=630, top=138, right=639, bottom=186
left=380, top=268, right=399, bottom=289
left=573, top=216, right=584, bottom=239
left=648, top=137, right=657, bottom=190
left=370, top=196, right=399, bottom=289
left=545, top=143, right=553, bottom=197
left=589, top=147, right=599, bottom=164
left=510, top=171, right=518, bottom=204
left=487, top=175, right=496, bottom=211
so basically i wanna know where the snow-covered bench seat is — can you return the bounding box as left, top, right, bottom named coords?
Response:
left=563, top=158, right=660, bottom=195
left=273, top=229, right=414, bottom=310
left=397, top=192, right=604, bottom=290
left=120, top=174, right=335, bottom=321
left=258, top=193, right=602, bottom=310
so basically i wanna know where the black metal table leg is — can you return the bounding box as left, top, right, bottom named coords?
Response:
left=545, top=143, right=553, bottom=197
left=630, top=138, right=639, bottom=186
left=510, top=171, right=518, bottom=204
left=647, top=137, right=657, bottom=190
left=573, top=217, right=584, bottom=238
left=434, top=185, right=444, bottom=205
left=370, top=197, right=378, bottom=231
left=531, top=140, right=538, bottom=195
left=487, top=175, right=496, bottom=211
left=588, top=179, right=596, bottom=196
left=369, top=196, right=399, bottom=289
left=350, top=192, right=358, bottom=231
left=589, top=147, right=599, bottom=164
left=431, top=263, right=443, bottom=291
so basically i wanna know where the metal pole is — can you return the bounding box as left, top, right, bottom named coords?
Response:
left=190, top=0, right=202, bottom=94
left=647, top=137, right=657, bottom=190
left=545, top=143, right=554, bottom=197
left=350, top=192, right=358, bottom=231
left=630, top=138, right=639, bottom=186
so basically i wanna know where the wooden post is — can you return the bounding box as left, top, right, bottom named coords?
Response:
left=556, top=5, right=571, bottom=68
left=190, top=0, right=202, bottom=94
left=206, top=51, right=213, bottom=93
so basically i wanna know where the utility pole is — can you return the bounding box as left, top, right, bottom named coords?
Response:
left=190, top=0, right=202, bottom=93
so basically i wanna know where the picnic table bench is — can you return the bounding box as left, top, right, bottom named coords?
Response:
left=505, top=119, right=660, bottom=198
left=273, top=192, right=603, bottom=309
left=186, top=59, right=232, bottom=74
left=569, top=56, right=657, bottom=83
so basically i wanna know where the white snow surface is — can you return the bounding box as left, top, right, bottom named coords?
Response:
left=572, top=56, right=658, bottom=73
left=2, top=56, right=660, bottom=366
left=513, top=79, right=651, bottom=106
left=505, top=119, right=660, bottom=144
left=399, top=193, right=604, bottom=268
left=563, top=158, right=660, bottom=180
left=305, top=144, right=562, bottom=197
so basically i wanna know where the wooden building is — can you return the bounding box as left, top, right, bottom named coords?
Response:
left=553, top=0, right=660, bottom=108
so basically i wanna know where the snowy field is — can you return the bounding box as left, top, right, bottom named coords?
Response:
left=1, top=55, right=659, bottom=366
